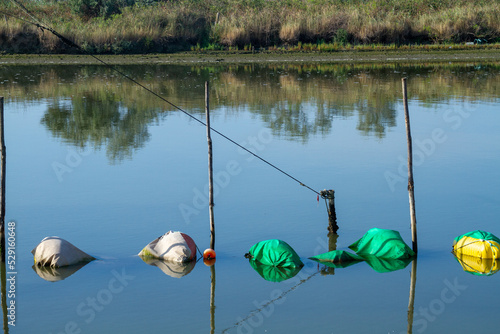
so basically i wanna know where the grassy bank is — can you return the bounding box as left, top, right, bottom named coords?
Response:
left=1, top=0, right=500, bottom=54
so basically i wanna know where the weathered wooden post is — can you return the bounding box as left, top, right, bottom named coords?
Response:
left=205, top=83, right=215, bottom=250
left=402, top=78, right=418, bottom=254
left=319, top=189, right=338, bottom=276
left=320, top=189, right=338, bottom=233
left=0, top=97, right=5, bottom=263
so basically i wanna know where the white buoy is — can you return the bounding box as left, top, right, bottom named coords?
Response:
left=31, top=236, right=95, bottom=267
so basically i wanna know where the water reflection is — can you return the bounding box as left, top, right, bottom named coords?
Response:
left=139, top=257, right=196, bottom=278
left=209, top=264, right=215, bottom=334
left=320, top=232, right=340, bottom=276
left=31, top=262, right=92, bottom=282
left=221, top=268, right=320, bottom=334
left=0, top=263, right=8, bottom=334
left=249, top=260, right=302, bottom=282
left=1, top=63, right=498, bottom=162
left=40, top=94, right=156, bottom=162
left=363, top=255, right=413, bottom=273
left=407, top=258, right=417, bottom=334
left=453, top=254, right=500, bottom=276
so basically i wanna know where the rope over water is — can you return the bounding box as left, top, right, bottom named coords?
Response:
left=4, top=0, right=322, bottom=197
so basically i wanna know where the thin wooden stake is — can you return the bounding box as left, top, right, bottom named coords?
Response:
left=206, top=83, right=215, bottom=250
left=320, top=189, right=338, bottom=233
left=0, top=97, right=5, bottom=263
left=402, top=78, right=418, bottom=254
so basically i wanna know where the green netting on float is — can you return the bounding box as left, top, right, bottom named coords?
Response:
left=349, top=228, right=415, bottom=259
left=248, top=239, right=304, bottom=268
left=453, top=230, right=500, bottom=247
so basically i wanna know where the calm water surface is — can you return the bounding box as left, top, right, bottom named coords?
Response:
left=1, top=62, right=499, bottom=333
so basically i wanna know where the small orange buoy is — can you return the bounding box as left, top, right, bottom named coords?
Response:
left=203, top=248, right=216, bottom=260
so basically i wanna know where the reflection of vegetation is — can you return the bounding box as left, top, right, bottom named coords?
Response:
left=2, top=63, right=499, bottom=161
left=355, top=100, right=396, bottom=137
left=40, top=91, right=160, bottom=162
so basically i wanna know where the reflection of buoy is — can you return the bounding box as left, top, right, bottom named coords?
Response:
left=203, top=248, right=216, bottom=260
left=204, top=258, right=216, bottom=266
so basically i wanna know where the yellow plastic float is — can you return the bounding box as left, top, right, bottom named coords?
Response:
left=452, top=230, right=500, bottom=259
left=453, top=230, right=500, bottom=276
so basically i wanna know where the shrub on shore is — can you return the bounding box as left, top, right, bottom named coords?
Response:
left=0, top=0, right=499, bottom=54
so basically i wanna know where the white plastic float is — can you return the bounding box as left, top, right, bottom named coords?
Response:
left=31, top=236, right=95, bottom=267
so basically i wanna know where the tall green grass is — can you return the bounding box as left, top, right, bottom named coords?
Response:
left=1, top=0, right=499, bottom=53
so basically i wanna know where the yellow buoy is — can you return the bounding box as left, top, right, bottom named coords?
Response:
left=453, top=235, right=500, bottom=259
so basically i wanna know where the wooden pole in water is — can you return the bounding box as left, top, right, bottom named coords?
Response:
left=320, top=189, right=338, bottom=233
left=0, top=97, right=5, bottom=263
left=323, top=188, right=338, bottom=275
left=206, top=82, right=215, bottom=250
left=402, top=78, right=418, bottom=254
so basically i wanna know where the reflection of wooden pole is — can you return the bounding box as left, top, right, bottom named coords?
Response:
left=1, top=262, right=8, bottom=334
left=0, top=97, right=5, bottom=263
left=328, top=232, right=338, bottom=252
left=402, top=79, right=418, bottom=254
left=407, top=258, right=417, bottom=334
left=210, top=264, right=216, bottom=334
left=321, top=232, right=339, bottom=276
left=206, top=83, right=215, bottom=250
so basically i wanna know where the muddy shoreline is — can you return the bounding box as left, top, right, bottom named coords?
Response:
left=1, top=49, right=500, bottom=65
